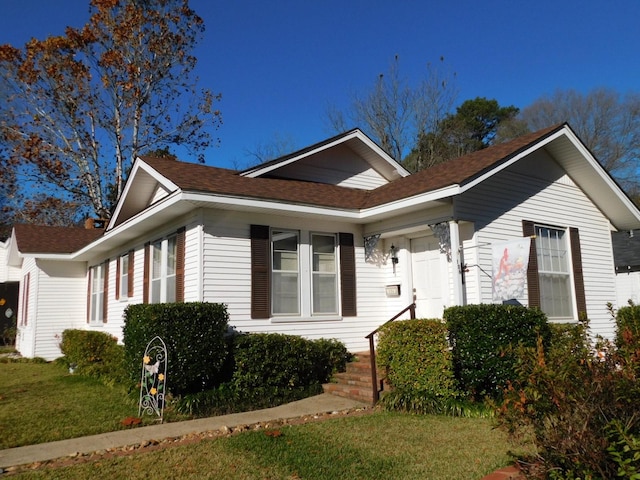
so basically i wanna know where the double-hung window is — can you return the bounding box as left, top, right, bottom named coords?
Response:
left=89, top=263, right=105, bottom=323
left=272, top=229, right=299, bottom=315
left=119, top=253, right=130, bottom=299
left=311, top=233, right=338, bottom=314
left=151, top=236, right=177, bottom=303
left=535, top=225, right=573, bottom=319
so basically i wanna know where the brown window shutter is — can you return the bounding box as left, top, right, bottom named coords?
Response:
left=522, top=220, right=540, bottom=309
left=103, top=261, right=109, bottom=323
left=251, top=225, right=270, bottom=319
left=339, top=232, right=357, bottom=317
left=176, top=227, right=186, bottom=303
left=569, top=227, right=587, bottom=317
left=86, top=268, right=92, bottom=323
left=128, top=249, right=134, bottom=297
left=115, top=257, right=121, bottom=300
left=143, top=243, right=150, bottom=304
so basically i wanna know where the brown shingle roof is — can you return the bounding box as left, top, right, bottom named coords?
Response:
left=13, top=224, right=104, bottom=254
left=141, top=124, right=565, bottom=211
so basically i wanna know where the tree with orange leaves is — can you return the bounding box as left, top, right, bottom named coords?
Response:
left=0, top=0, right=221, bottom=221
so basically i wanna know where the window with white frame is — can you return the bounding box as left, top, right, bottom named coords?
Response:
left=271, top=229, right=299, bottom=315
left=89, top=264, right=105, bottom=323
left=119, top=253, right=129, bottom=299
left=311, top=233, right=338, bottom=314
left=150, top=236, right=177, bottom=303
left=535, top=225, right=573, bottom=319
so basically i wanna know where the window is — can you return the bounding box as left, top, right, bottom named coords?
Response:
left=89, top=263, right=107, bottom=323
left=150, top=236, right=177, bottom=303
left=251, top=225, right=356, bottom=319
left=535, top=226, right=573, bottom=319
left=272, top=229, right=299, bottom=315
left=523, top=220, right=586, bottom=320
left=20, top=273, right=30, bottom=326
left=312, top=233, right=338, bottom=314
left=119, top=253, right=129, bottom=299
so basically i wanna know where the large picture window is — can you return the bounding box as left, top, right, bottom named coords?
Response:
left=251, top=225, right=356, bottom=319
left=535, top=226, right=573, bottom=319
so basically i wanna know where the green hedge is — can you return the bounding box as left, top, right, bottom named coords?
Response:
left=377, top=319, right=458, bottom=398
left=59, top=329, right=125, bottom=382
left=230, top=333, right=350, bottom=403
left=445, top=304, right=550, bottom=400
left=122, top=302, right=230, bottom=395
left=174, top=333, right=351, bottom=416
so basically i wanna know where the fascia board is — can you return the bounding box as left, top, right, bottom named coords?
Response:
left=107, top=158, right=180, bottom=230
left=181, top=192, right=362, bottom=220
left=359, top=185, right=460, bottom=219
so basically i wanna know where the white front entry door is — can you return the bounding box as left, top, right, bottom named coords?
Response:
left=411, top=236, right=445, bottom=318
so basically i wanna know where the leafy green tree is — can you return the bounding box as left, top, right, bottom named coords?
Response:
left=0, top=0, right=221, bottom=220
left=404, top=97, right=518, bottom=171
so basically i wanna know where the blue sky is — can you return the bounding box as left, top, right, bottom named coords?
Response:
left=1, top=0, right=639, bottom=170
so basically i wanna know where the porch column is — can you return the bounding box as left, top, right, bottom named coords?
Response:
left=449, top=220, right=464, bottom=306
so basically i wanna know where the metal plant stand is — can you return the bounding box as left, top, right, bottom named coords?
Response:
left=138, top=336, right=168, bottom=423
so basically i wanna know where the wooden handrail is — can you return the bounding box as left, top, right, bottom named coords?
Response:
left=364, top=303, right=416, bottom=403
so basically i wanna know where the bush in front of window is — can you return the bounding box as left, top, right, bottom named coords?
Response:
left=59, top=329, right=125, bottom=384
left=122, top=302, right=230, bottom=396
left=444, top=304, right=550, bottom=401
left=173, top=333, right=351, bottom=416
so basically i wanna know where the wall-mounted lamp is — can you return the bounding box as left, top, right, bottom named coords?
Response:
left=390, top=244, right=399, bottom=264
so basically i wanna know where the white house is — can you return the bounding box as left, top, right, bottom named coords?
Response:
left=7, top=123, right=640, bottom=360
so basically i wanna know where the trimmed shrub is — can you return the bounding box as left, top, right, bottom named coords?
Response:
left=377, top=319, right=458, bottom=398
left=122, top=302, right=230, bottom=395
left=445, top=304, right=550, bottom=400
left=59, top=329, right=125, bottom=382
left=173, top=333, right=350, bottom=416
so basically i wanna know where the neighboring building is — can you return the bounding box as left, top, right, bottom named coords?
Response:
left=612, top=230, right=640, bottom=307
left=5, top=123, right=640, bottom=360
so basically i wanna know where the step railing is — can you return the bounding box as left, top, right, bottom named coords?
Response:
left=364, top=303, right=416, bottom=403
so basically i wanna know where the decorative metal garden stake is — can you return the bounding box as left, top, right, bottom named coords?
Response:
left=138, top=336, right=168, bottom=423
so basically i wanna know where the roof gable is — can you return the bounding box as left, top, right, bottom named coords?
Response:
left=239, top=129, right=410, bottom=187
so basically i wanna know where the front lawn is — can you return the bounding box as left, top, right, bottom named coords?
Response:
left=9, top=412, right=529, bottom=479
left=0, top=360, right=187, bottom=449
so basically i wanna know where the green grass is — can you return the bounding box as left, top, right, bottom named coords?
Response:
left=1, top=360, right=532, bottom=479
left=0, top=360, right=179, bottom=449
left=11, top=412, right=530, bottom=480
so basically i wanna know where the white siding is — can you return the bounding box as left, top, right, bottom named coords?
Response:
left=456, top=150, right=617, bottom=338
left=271, top=145, right=390, bottom=190
left=200, top=210, right=397, bottom=352
left=16, top=258, right=37, bottom=358
left=16, top=260, right=88, bottom=361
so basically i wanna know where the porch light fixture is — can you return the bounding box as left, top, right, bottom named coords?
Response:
left=390, top=244, right=399, bottom=264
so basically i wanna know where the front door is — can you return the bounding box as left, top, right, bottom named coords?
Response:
left=411, top=236, right=444, bottom=318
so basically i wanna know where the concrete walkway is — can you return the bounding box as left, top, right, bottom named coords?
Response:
left=0, top=394, right=367, bottom=470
